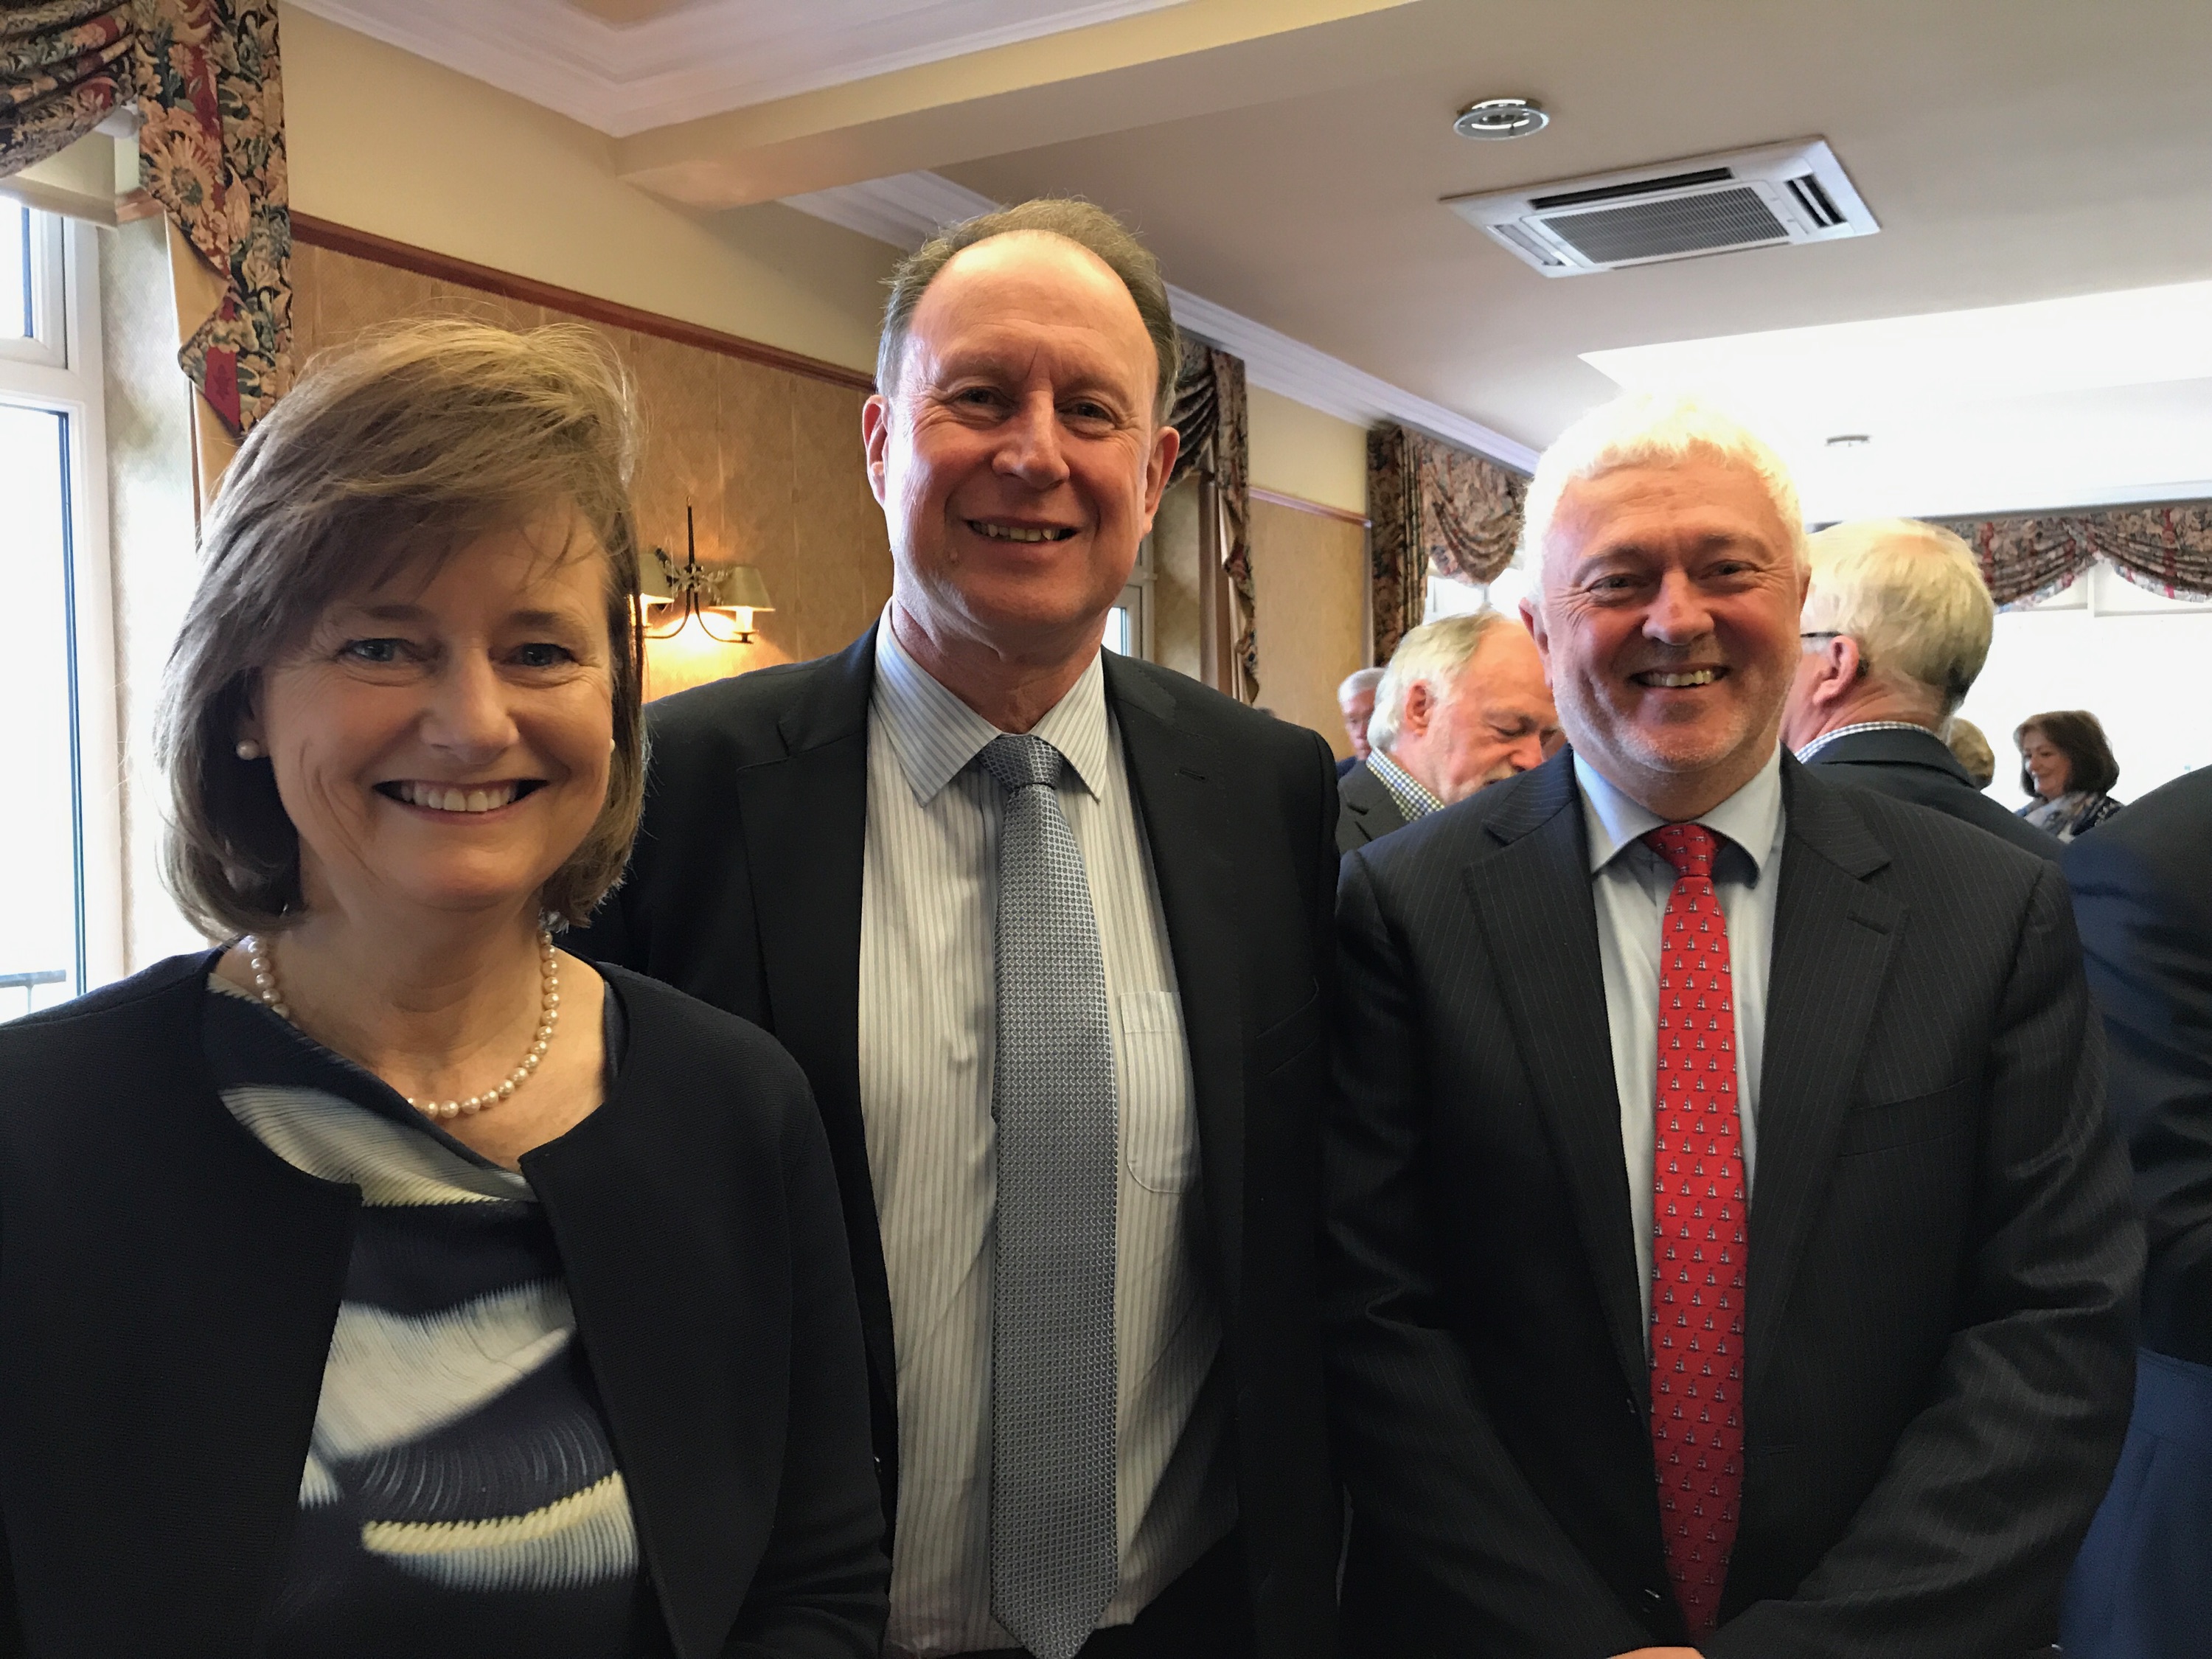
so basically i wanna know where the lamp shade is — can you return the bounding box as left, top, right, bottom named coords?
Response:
left=721, top=565, right=773, bottom=612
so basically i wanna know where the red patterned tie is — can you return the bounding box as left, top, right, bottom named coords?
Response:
left=1644, top=822, right=1746, bottom=1638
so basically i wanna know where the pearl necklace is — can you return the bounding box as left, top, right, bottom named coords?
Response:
left=242, top=929, right=561, bottom=1121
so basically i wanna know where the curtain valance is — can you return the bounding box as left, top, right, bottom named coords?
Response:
left=1368, top=423, right=1527, bottom=663
left=3, top=0, right=291, bottom=451
left=1933, top=502, right=2212, bottom=608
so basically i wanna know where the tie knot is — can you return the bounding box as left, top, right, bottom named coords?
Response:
left=1645, top=821, right=1721, bottom=877
left=978, top=732, right=1065, bottom=794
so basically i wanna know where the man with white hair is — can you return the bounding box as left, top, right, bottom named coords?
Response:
left=1336, top=612, right=1558, bottom=852
left=1325, top=392, right=2140, bottom=1658
left=1337, top=666, right=1383, bottom=776
left=1782, top=517, right=2059, bottom=860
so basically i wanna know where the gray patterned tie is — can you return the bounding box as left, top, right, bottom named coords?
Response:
left=978, top=732, right=1120, bottom=1659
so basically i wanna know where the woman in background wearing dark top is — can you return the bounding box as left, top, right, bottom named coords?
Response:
left=0, top=322, right=887, bottom=1658
left=2017, top=709, right=2126, bottom=841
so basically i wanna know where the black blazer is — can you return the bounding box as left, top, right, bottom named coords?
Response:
left=0, top=956, right=886, bottom=1659
left=1801, top=724, right=2061, bottom=861
left=2067, top=767, right=2212, bottom=1367
left=1335, top=757, right=1410, bottom=852
left=568, top=629, right=1343, bottom=1657
left=1325, top=747, right=2141, bottom=1658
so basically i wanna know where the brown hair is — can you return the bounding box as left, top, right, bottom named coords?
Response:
left=156, top=319, right=646, bottom=939
left=2014, top=709, right=2120, bottom=799
left=877, top=198, right=1180, bottom=423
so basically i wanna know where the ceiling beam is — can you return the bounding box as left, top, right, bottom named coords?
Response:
left=613, top=0, right=1427, bottom=208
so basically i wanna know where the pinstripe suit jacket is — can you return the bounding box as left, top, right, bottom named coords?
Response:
left=1324, top=746, right=2142, bottom=1658
left=567, top=627, right=1343, bottom=1659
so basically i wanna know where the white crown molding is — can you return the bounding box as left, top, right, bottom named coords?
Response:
left=289, top=0, right=1189, bottom=138
left=783, top=171, right=1540, bottom=471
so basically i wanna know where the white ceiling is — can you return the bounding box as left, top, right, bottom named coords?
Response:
left=290, top=0, right=1190, bottom=136
left=301, top=0, right=2212, bottom=518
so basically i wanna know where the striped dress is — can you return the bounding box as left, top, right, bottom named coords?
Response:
left=203, top=972, right=669, bottom=1657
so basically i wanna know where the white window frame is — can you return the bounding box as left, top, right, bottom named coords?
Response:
left=1114, top=532, right=1156, bottom=661
left=0, top=204, right=69, bottom=369
left=0, top=210, right=123, bottom=995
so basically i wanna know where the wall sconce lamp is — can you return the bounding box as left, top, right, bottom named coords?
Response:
left=641, top=505, right=774, bottom=644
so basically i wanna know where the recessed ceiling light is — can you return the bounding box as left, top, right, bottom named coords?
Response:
left=1455, top=98, right=1548, bottom=141
left=1826, top=434, right=1871, bottom=448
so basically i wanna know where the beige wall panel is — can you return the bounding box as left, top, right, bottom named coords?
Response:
left=287, top=246, right=889, bottom=702
left=1251, top=498, right=1367, bottom=759
left=1246, top=386, right=1369, bottom=518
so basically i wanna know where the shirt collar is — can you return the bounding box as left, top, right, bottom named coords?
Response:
left=1574, top=742, right=1785, bottom=883
left=1367, top=746, right=1444, bottom=824
left=1794, top=719, right=1938, bottom=764
left=871, top=605, right=1112, bottom=806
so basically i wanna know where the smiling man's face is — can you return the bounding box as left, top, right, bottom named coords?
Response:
left=863, top=231, right=1178, bottom=666
left=1526, top=455, right=1808, bottom=819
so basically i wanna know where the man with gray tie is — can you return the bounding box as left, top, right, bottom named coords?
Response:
left=570, top=201, right=1340, bottom=1659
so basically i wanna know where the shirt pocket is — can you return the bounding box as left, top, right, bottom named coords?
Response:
left=1119, top=990, right=1198, bottom=1193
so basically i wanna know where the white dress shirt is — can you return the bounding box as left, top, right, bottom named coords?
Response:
left=1574, top=747, right=1787, bottom=1338
left=859, top=614, right=1234, bottom=1658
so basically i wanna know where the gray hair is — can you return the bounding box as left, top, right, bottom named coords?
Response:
left=156, top=319, right=647, bottom=941
left=1338, top=666, right=1385, bottom=703
left=1803, top=518, right=1993, bottom=714
left=1368, top=611, right=1512, bottom=754
left=877, top=198, right=1180, bottom=424
left=1520, top=390, right=1806, bottom=591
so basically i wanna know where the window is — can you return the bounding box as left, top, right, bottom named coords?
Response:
left=1110, top=535, right=1155, bottom=658
left=0, top=206, right=118, bottom=1020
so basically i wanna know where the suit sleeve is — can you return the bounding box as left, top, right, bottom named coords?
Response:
left=1707, top=860, right=2143, bottom=1659
left=721, top=1078, right=890, bottom=1658
left=2067, top=825, right=2212, bottom=1363
left=1324, top=852, right=1653, bottom=1658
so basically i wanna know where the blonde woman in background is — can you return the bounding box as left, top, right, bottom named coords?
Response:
left=0, top=323, right=886, bottom=1659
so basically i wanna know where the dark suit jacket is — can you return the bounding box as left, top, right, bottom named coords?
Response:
left=1336, top=757, right=1411, bottom=853
left=1802, top=724, right=2061, bottom=862
left=2067, top=768, right=2212, bottom=1366
left=0, top=956, right=886, bottom=1659
left=1325, top=746, right=2141, bottom=1658
left=1337, top=754, right=1360, bottom=779
left=568, top=628, right=1343, bottom=1658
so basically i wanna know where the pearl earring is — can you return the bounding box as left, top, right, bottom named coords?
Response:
left=235, top=740, right=263, bottom=760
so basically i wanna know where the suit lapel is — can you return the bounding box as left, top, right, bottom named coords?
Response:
left=1107, top=656, right=1246, bottom=1311
left=731, top=630, right=897, bottom=1402
left=1467, top=752, right=1651, bottom=1402
left=1744, top=761, right=1901, bottom=1401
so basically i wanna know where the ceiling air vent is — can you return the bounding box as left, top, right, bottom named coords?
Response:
left=1446, top=139, right=1877, bottom=277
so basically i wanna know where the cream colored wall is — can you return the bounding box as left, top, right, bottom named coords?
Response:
left=1250, top=498, right=1368, bottom=758
left=1246, top=386, right=1368, bottom=517
left=279, top=4, right=894, bottom=375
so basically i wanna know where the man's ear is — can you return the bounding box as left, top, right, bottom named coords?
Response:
left=1401, top=680, right=1435, bottom=740
left=861, top=393, right=894, bottom=507
left=1812, top=633, right=1863, bottom=709
left=1520, top=596, right=1556, bottom=689
left=1138, top=419, right=1180, bottom=529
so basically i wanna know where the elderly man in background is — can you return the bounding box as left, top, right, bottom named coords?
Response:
left=1325, top=391, right=2140, bottom=1658
left=1337, top=667, right=1383, bottom=776
left=1335, top=611, right=1558, bottom=852
left=1781, top=517, right=2059, bottom=860
left=571, top=201, right=1340, bottom=1659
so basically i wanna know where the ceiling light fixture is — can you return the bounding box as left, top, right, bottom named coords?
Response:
left=1455, top=98, right=1548, bottom=141
left=1826, top=434, right=1871, bottom=448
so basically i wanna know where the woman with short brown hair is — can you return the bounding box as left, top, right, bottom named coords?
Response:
left=2016, top=709, right=2126, bottom=841
left=0, top=321, right=886, bottom=1658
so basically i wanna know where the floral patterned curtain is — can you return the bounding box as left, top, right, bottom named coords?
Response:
left=1169, top=333, right=1256, bottom=700
left=3, top=0, right=290, bottom=453
left=1368, top=422, right=1528, bottom=662
left=1935, top=502, right=2212, bottom=608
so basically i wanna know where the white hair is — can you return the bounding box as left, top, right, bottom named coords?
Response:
left=1802, top=518, right=1993, bottom=714
left=1368, top=611, right=1509, bottom=754
left=1518, top=390, right=1806, bottom=597
left=1338, top=666, right=1385, bottom=703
